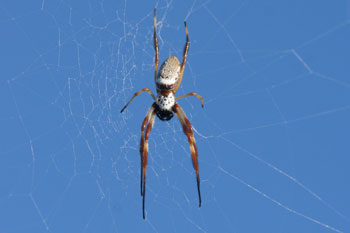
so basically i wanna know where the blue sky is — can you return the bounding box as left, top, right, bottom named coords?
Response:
left=1, top=0, right=350, bottom=232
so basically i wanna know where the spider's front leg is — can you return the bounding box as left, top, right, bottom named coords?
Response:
left=140, top=104, right=155, bottom=195
left=140, top=103, right=156, bottom=219
left=173, top=103, right=201, bottom=207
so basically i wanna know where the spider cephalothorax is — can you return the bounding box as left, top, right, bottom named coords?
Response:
left=120, top=9, right=204, bottom=219
left=155, top=93, right=175, bottom=121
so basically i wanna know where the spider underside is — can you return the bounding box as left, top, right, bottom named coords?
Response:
left=120, top=9, right=204, bottom=219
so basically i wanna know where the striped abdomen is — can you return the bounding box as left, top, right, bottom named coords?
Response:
left=156, top=56, right=180, bottom=91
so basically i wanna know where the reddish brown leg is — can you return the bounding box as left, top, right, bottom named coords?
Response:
left=174, top=22, right=190, bottom=94
left=154, top=8, right=159, bottom=82
left=173, top=103, right=201, bottom=207
left=175, top=92, right=204, bottom=107
left=141, top=104, right=156, bottom=219
left=140, top=104, right=155, bottom=197
left=120, top=88, right=155, bottom=113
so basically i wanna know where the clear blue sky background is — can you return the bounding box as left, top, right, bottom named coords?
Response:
left=1, top=0, right=349, bottom=232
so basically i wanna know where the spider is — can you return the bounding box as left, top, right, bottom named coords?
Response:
left=121, top=9, right=204, bottom=219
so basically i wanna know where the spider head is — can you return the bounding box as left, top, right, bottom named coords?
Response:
left=155, top=93, right=175, bottom=121
left=155, top=107, right=174, bottom=121
left=156, top=56, right=180, bottom=91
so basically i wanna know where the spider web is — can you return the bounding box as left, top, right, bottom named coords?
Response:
left=1, top=0, right=350, bottom=232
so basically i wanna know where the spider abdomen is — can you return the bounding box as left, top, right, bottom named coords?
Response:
left=156, top=56, right=180, bottom=91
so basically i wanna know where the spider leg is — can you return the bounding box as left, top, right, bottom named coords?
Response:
left=141, top=104, right=156, bottom=219
left=154, top=8, right=159, bottom=82
left=120, top=88, right=156, bottom=113
left=175, top=92, right=204, bottom=108
left=173, top=103, right=201, bottom=207
left=173, top=21, right=189, bottom=94
left=140, top=104, right=156, bottom=196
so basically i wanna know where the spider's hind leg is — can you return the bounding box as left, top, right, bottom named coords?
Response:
left=154, top=8, right=159, bottom=81
left=174, top=21, right=190, bottom=94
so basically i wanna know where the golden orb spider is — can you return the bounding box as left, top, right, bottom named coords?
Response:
left=121, top=9, right=204, bottom=219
